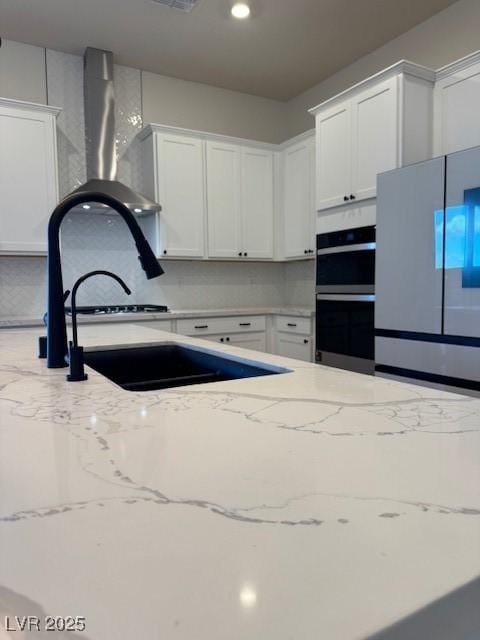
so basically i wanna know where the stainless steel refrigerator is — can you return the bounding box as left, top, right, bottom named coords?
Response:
left=375, top=145, right=480, bottom=393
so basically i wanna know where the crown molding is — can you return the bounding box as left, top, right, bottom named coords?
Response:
left=139, top=123, right=279, bottom=151
left=277, top=128, right=315, bottom=150
left=435, top=50, right=480, bottom=81
left=308, top=60, right=435, bottom=115
left=0, top=96, right=61, bottom=116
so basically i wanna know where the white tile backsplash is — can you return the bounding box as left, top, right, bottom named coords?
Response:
left=0, top=255, right=295, bottom=317
left=284, top=260, right=315, bottom=308
left=46, top=49, right=86, bottom=197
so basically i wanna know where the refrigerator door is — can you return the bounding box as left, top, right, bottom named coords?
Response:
left=376, top=157, right=445, bottom=334
left=444, top=146, right=480, bottom=337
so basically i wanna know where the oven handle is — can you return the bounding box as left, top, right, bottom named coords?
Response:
left=316, top=294, right=375, bottom=302
left=316, top=242, right=376, bottom=256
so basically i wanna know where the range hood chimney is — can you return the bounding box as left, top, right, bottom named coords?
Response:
left=70, top=47, right=160, bottom=213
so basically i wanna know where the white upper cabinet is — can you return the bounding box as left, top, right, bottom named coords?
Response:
left=240, top=147, right=273, bottom=259
left=350, top=77, right=398, bottom=201
left=282, top=134, right=315, bottom=259
left=316, top=102, right=351, bottom=210
left=206, top=140, right=242, bottom=258
left=141, top=126, right=276, bottom=261
left=206, top=140, right=274, bottom=259
left=154, top=133, right=205, bottom=258
left=434, top=52, right=480, bottom=156
left=140, top=129, right=206, bottom=258
left=0, top=98, right=60, bottom=254
left=310, top=62, right=435, bottom=212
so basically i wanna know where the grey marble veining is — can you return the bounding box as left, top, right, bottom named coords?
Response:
left=0, top=323, right=479, bottom=640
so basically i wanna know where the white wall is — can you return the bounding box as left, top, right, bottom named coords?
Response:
left=3, top=0, right=480, bottom=142
left=287, top=0, right=480, bottom=136
left=0, top=38, right=289, bottom=143
left=142, top=71, right=288, bottom=144
left=0, top=39, right=46, bottom=103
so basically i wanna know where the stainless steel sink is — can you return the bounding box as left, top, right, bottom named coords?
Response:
left=83, top=342, right=290, bottom=391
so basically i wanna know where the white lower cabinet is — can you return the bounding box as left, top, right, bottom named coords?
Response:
left=272, top=314, right=313, bottom=362
left=175, top=315, right=268, bottom=353
left=275, top=332, right=312, bottom=362
left=141, top=313, right=312, bottom=359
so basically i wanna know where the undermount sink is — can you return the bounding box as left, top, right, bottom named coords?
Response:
left=83, top=342, right=290, bottom=391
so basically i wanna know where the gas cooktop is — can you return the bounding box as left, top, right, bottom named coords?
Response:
left=65, top=304, right=169, bottom=315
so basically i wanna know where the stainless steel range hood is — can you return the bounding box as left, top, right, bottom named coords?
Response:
left=69, top=48, right=160, bottom=214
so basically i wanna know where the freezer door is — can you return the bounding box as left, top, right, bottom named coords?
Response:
left=444, top=146, right=480, bottom=337
left=375, top=157, right=445, bottom=334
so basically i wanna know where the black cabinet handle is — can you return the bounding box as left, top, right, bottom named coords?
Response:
left=220, top=337, right=224, bottom=342
left=304, top=339, right=309, bottom=344
left=350, top=194, right=356, bottom=200
left=343, top=195, right=349, bottom=201
left=244, top=252, right=248, bottom=257
left=287, top=323, right=297, bottom=327
left=163, top=250, right=167, bottom=255
left=194, top=325, right=208, bottom=329
left=226, top=337, right=230, bottom=342
left=239, top=322, right=251, bottom=326
left=304, top=249, right=308, bottom=254
left=238, top=252, right=242, bottom=257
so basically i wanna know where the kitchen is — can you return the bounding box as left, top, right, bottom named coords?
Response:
left=1, top=0, right=480, bottom=638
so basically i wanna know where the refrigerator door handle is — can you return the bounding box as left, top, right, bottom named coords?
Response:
left=316, top=294, right=375, bottom=302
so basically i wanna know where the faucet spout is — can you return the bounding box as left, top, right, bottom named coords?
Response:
left=47, top=191, right=164, bottom=368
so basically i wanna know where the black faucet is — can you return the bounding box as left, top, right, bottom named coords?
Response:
left=67, top=270, right=131, bottom=382
left=46, top=191, right=164, bottom=368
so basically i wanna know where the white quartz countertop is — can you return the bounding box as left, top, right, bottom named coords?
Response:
left=0, top=323, right=479, bottom=639
left=0, top=306, right=314, bottom=329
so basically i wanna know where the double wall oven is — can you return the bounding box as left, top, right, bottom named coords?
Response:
left=315, top=225, right=376, bottom=374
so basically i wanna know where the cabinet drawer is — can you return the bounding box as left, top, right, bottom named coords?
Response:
left=177, top=315, right=266, bottom=336
left=275, top=315, right=311, bottom=335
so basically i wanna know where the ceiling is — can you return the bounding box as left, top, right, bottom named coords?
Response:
left=0, top=0, right=458, bottom=100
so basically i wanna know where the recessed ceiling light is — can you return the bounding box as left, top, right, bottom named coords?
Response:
left=82, top=204, right=91, bottom=210
left=133, top=208, right=142, bottom=213
left=231, top=2, right=250, bottom=19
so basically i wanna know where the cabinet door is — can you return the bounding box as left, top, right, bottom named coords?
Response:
left=206, top=141, right=242, bottom=258
left=0, top=104, right=58, bottom=254
left=444, top=146, right=480, bottom=338
left=284, top=139, right=315, bottom=258
left=155, top=133, right=205, bottom=258
left=315, top=101, right=351, bottom=211
left=241, top=147, right=274, bottom=259
left=351, top=76, right=399, bottom=201
left=434, top=61, right=480, bottom=155
left=228, top=332, right=267, bottom=353
left=275, top=332, right=312, bottom=362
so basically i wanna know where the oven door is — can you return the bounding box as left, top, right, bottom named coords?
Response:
left=316, top=243, right=376, bottom=293
left=315, top=294, right=375, bottom=374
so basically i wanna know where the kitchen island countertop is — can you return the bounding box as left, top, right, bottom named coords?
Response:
left=0, top=323, right=479, bottom=639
